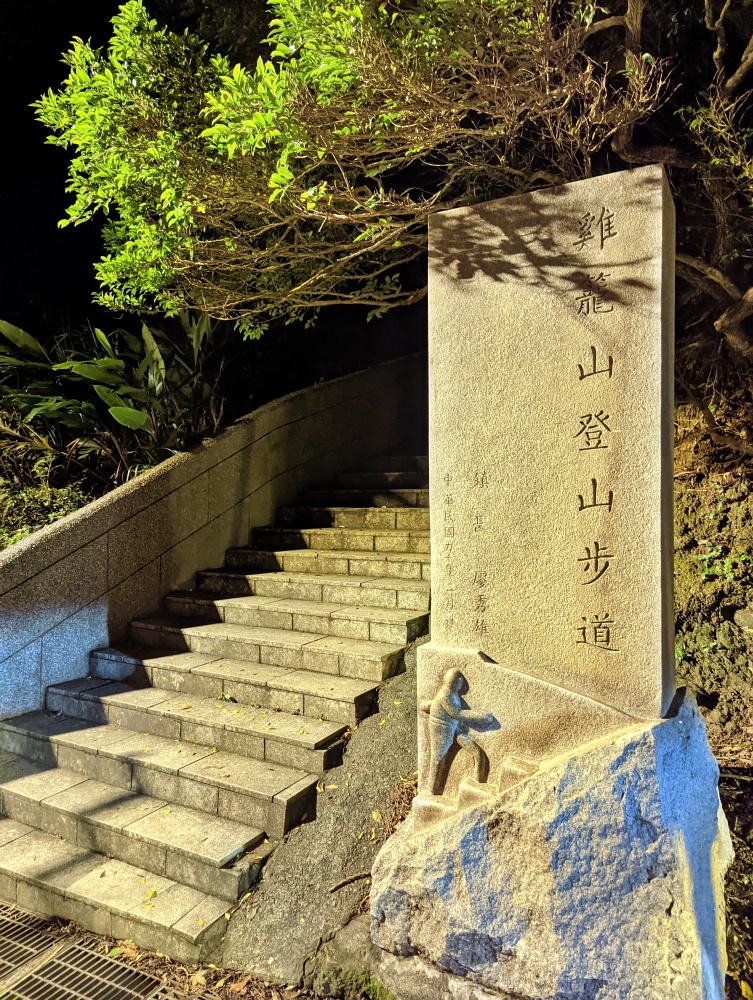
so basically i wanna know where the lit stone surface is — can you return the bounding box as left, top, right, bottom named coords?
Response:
left=371, top=169, right=732, bottom=998
left=419, top=165, right=676, bottom=804
left=371, top=696, right=733, bottom=1000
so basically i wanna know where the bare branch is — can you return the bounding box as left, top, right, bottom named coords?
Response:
left=715, top=286, right=753, bottom=360
left=705, top=0, right=732, bottom=77
left=724, top=34, right=753, bottom=96
left=676, top=253, right=742, bottom=301
left=582, top=16, right=625, bottom=40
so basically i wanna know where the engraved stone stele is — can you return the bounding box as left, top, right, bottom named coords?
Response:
left=369, top=166, right=733, bottom=999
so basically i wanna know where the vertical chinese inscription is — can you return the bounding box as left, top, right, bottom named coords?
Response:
left=572, top=206, right=619, bottom=652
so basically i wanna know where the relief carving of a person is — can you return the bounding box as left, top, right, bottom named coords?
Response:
left=420, top=668, right=494, bottom=796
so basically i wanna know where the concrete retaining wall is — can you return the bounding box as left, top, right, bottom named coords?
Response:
left=0, top=354, right=427, bottom=719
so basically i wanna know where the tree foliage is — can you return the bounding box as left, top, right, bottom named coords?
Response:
left=36, top=0, right=663, bottom=336
left=33, top=1, right=753, bottom=386
left=0, top=314, right=228, bottom=487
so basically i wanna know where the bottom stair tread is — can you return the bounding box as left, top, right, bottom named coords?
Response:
left=0, top=756, right=263, bottom=866
left=0, top=754, right=270, bottom=902
left=0, top=817, right=229, bottom=954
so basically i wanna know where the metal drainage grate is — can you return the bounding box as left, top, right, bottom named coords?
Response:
left=0, top=905, right=53, bottom=978
left=6, top=943, right=161, bottom=1000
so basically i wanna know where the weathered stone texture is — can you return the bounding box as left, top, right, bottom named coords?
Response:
left=425, top=164, right=675, bottom=723
left=371, top=693, right=732, bottom=1000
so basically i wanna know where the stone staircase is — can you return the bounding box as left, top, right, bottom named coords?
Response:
left=0, top=456, right=430, bottom=962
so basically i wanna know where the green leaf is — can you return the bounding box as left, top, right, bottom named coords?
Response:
left=0, top=321, right=49, bottom=361
left=142, top=323, right=166, bottom=383
left=93, top=384, right=125, bottom=408
left=107, top=947, right=124, bottom=958
left=108, top=405, right=152, bottom=431
left=52, top=361, right=125, bottom=386
left=93, top=327, right=115, bottom=357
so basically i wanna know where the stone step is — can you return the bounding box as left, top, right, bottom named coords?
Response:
left=224, top=546, right=431, bottom=581
left=0, top=816, right=229, bottom=963
left=299, top=489, right=429, bottom=508
left=333, top=471, right=429, bottom=489
left=164, top=592, right=429, bottom=647
left=354, top=455, right=429, bottom=472
left=46, top=679, right=346, bottom=774
left=251, top=526, right=430, bottom=555
left=196, top=570, right=431, bottom=612
left=0, top=712, right=316, bottom=839
left=0, top=754, right=267, bottom=902
left=277, top=505, right=430, bottom=531
left=91, top=647, right=378, bottom=726
left=129, top=616, right=404, bottom=682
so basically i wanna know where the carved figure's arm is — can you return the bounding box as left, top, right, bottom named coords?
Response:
left=419, top=700, right=432, bottom=715
left=457, top=708, right=494, bottom=728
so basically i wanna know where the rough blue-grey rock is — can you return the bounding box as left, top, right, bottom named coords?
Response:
left=370, top=692, right=733, bottom=1000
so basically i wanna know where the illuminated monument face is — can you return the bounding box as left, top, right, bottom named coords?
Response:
left=370, top=166, right=734, bottom=1000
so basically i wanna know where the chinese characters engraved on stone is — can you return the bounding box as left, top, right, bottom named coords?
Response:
left=573, top=208, right=621, bottom=652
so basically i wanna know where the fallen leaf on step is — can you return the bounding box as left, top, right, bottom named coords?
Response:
left=326, top=783, right=338, bottom=789
left=372, top=810, right=382, bottom=823
left=144, top=903, right=154, bottom=909
left=160, top=808, right=171, bottom=815
left=394, top=700, right=402, bottom=705
left=180, top=705, right=191, bottom=710
left=229, top=976, right=251, bottom=993
left=190, top=969, right=207, bottom=987
left=198, top=918, right=205, bottom=927
left=100, top=871, right=107, bottom=878
left=146, top=888, right=158, bottom=900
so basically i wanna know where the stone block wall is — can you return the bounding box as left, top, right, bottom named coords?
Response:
left=0, top=354, right=427, bottom=719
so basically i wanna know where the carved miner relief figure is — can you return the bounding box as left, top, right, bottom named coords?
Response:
left=420, top=669, right=494, bottom=795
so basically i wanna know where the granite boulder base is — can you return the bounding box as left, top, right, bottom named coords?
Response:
left=370, top=692, right=733, bottom=1000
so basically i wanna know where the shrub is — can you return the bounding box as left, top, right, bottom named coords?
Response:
left=0, top=313, right=229, bottom=489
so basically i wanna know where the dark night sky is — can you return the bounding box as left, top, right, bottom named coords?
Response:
left=0, top=1, right=122, bottom=335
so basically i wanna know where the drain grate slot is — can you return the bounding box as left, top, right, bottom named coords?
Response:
left=7, top=943, right=160, bottom=1000
left=0, top=905, right=53, bottom=978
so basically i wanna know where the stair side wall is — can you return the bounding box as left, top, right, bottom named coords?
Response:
left=0, top=353, right=427, bottom=719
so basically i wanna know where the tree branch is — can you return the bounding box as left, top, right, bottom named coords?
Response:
left=705, top=0, right=732, bottom=77
left=582, top=16, right=625, bottom=40
left=715, top=286, right=753, bottom=361
left=612, top=124, right=696, bottom=168
left=676, top=253, right=742, bottom=301
left=724, top=34, right=753, bottom=96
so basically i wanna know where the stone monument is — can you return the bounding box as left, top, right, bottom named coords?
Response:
left=370, top=165, right=733, bottom=999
